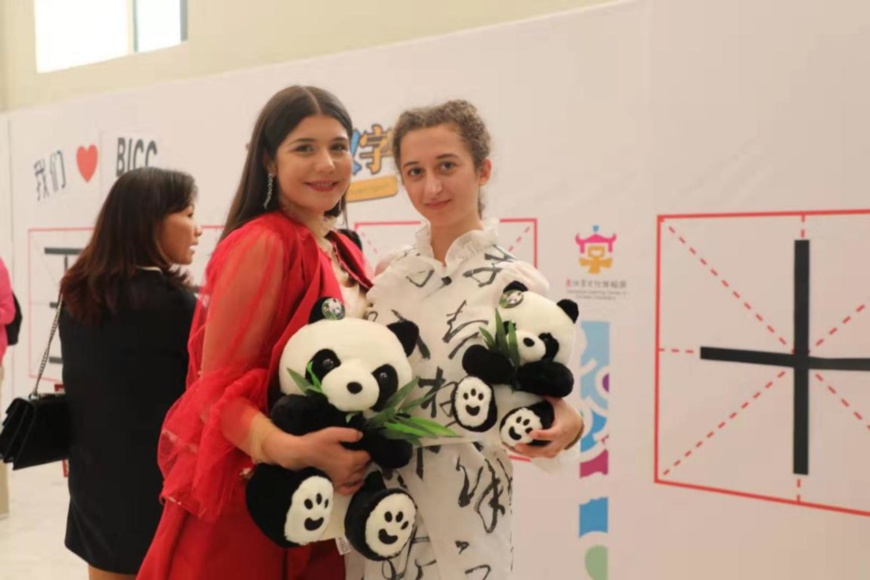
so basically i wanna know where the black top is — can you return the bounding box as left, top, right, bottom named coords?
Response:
left=59, top=270, right=195, bottom=573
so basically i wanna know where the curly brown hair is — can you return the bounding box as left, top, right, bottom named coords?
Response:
left=392, top=99, right=491, bottom=169
left=391, top=99, right=492, bottom=214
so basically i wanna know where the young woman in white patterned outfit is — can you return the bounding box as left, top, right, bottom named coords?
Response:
left=346, top=101, right=584, bottom=579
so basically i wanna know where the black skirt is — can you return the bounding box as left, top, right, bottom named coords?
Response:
left=60, top=272, right=194, bottom=573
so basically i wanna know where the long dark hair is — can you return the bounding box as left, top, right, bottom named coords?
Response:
left=60, top=167, right=196, bottom=323
left=221, top=85, right=354, bottom=241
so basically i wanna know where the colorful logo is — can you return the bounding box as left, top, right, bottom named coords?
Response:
left=348, top=123, right=399, bottom=202
left=576, top=225, right=617, bottom=275
left=578, top=320, right=610, bottom=580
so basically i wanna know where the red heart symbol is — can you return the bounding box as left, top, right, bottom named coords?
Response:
left=76, top=145, right=98, bottom=183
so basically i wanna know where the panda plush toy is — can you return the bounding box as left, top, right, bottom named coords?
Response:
left=451, top=281, right=580, bottom=448
left=246, top=297, right=423, bottom=561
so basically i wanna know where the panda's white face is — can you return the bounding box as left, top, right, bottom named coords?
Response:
left=283, top=475, right=333, bottom=544
left=513, top=329, right=547, bottom=365
left=279, top=318, right=415, bottom=412
left=364, top=491, right=416, bottom=559
left=496, top=291, right=577, bottom=366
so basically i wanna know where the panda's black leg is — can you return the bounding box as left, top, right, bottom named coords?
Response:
left=499, top=401, right=556, bottom=448
left=345, top=472, right=417, bottom=561
left=451, top=376, right=498, bottom=432
left=246, top=465, right=334, bottom=548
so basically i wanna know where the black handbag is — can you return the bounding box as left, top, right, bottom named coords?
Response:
left=0, top=299, right=70, bottom=470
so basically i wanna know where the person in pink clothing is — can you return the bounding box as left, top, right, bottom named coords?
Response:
left=0, top=255, right=16, bottom=517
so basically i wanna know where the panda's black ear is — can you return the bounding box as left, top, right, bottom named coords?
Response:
left=310, top=297, right=345, bottom=324
left=503, top=281, right=528, bottom=294
left=557, top=299, right=579, bottom=323
left=387, top=321, right=419, bottom=357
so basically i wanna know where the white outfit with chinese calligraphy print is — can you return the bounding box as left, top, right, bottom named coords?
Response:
left=345, top=220, right=554, bottom=580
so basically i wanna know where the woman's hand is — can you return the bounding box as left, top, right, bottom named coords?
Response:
left=512, top=396, right=585, bottom=459
left=262, top=427, right=371, bottom=496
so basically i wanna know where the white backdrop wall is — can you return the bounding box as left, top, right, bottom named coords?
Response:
left=615, top=0, right=870, bottom=578
left=5, top=3, right=643, bottom=579
left=4, top=0, right=870, bottom=578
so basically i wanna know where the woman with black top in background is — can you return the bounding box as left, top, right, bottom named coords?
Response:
left=58, top=167, right=201, bottom=580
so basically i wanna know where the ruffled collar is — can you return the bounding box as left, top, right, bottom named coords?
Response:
left=413, top=218, right=499, bottom=268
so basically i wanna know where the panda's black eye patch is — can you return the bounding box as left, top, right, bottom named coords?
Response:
left=309, top=349, right=341, bottom=383
left=539, top=333, right=559, bottom=360
left=372, top=365, right=399, bottom=411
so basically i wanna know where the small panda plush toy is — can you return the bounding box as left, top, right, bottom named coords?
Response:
left=246, top=297, right=449, bottom=561
left=451, top=281, right=580, bottom=448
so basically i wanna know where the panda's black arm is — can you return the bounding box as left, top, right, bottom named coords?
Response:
left=359, top=431, right=414, bottom=470
left=515, top=361, right=575, bottom=398
left=269, top=394, right=347, bottom=436
left=462, top=344, right=516, bottom=385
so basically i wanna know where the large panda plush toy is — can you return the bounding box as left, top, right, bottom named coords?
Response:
left=451, top=281, right=580, bottom=448
left=246, top=297, right=421, bottom=561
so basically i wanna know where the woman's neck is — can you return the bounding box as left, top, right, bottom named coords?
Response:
left=278, top=203, right=333, bottom=243
left=429, top=217, right=484, bottom=263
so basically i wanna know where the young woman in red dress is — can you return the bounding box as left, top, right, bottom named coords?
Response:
left=139, top=86, right=373, bottom=580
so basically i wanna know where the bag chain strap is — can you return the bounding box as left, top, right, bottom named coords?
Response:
left=30, top=297, right=63, bottom=400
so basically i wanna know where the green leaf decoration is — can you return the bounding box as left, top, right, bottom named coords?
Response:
left=477, top=309, right=521, bottom=389
left=287, top=367, right=323, bottom=396
left=506, top=322, right=520, bottom=368
left=478, top=326, right=496, bottom=350
left=401, top=389, right=438, bottom=412
left=382, top=377, right=420, bottom=414
left=306, top=362, right=324, bottom=392
left=398, top=416, right=459, bottom=438
left=494, top=309, right=508, bottom=353
left=380, top=430, right=422, bottom=446
left=355, top=376, right=460, bottom=445
left=383, top=421, right=430, bottom=437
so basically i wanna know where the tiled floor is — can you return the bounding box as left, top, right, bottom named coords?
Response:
left=0, top=463, right=82, bottom=579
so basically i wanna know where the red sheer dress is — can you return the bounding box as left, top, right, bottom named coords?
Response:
left=138, top=212, right=371, bottom=580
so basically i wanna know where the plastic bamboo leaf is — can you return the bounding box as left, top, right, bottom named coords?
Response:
left=401, top=416, right=460, bottom=437
left=287, top=368, right=323, bottom=396
left=401, top=389, right=437, bottom=412
left=384, top=421, right=430, bottom=437
left=478, top=326, right=496, bottom=349
left=306, top=362, right=324, bottom=392
left=494, top=309, right=508, bottom=351
left=507, top=322, right=520, bottom=368
left=382, top=378, right=420, bottom=414
left=380, top=430, right=422, bottom=445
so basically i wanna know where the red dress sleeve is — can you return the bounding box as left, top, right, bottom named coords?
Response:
left=157, top=214, right=336, bottom=521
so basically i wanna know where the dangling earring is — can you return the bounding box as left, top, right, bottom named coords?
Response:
left=263, top=174, right=274, bottom=209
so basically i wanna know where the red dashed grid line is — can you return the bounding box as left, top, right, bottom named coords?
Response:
left=814, top=303, right=868, bottom=350
left=667, top=225, right=790, bottom=348
left=661, top=370, right=788, bottom=477
left=658, top=347, right=696, bottom=355
left=356, top=230, right=380, bottom=257
left=814, top=373, right=870, bottom=429
left=801, top=214, right=806, bottom=239
left=797, top=478, right=802, bottom=502
left=507, top=224, right=533, bottom=254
